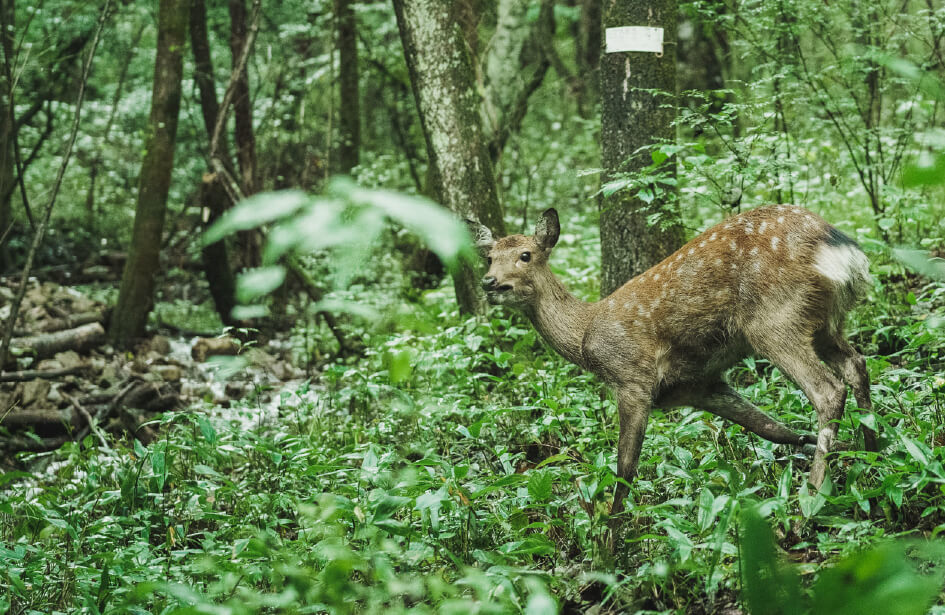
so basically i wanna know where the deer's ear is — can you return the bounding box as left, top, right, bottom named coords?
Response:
left=465, top=219, right=495, bottom=255
left=535, top=208, right=560, bottom=250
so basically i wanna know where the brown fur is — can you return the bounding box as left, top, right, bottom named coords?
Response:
left=470, top=205, right=875, bottom=523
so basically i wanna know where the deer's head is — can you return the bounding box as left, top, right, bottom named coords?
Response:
left=467, top=209, right=560, bottom=308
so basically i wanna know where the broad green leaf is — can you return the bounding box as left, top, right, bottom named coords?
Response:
left=203, top=190, right=309, bottom=245
left=739, top=506, right=804, bottom=615
left=811, top=542, right=945, bottom=615
left=528, top=470, right=553, bottom=503
left=236, top=266, right=286, bottom=303
left=892, top=248, right=945, bottom=281
left=197, top=415, right=217, bottom=445
left=902, top=152, right=945, bottom=188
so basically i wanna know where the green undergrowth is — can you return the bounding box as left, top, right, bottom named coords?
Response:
left=4, top=253, right=945, bottom=613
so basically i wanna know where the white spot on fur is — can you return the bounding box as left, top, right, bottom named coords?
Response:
left=759, top=222, right=768, bottom=234
left=771, top=236, right=780, bottom=250
left=724, top=223, right=732, bottom=230
left=676, top=253, right=683, bottom=261
left=608, top=299, right=615, bottom=308
left=729, top=240, right=737, bottom=251
left=793, top=207, right=802, bottom=214
left=714, top=257, right=723, bottom=266
left=699, top=241, right=706, bottom=248
left=744, top=222, right=754, bottom=234
left=654, top=344, right=671, bottom=383
left=654, top=273, right=660, bottom=281
left=750, top=246, right=759, bottom=256
left=710, top=233, right=717, bottom=241
left=777, top=216, right=785, bottom=223
left=688, top=248, right=695, bottom=255
left=813, top=243, right=870, bottom=285
left=624, top=302, right=632, bottom=309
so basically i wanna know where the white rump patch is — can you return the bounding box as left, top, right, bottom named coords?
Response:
left=813, top=244, right=870, bottom=284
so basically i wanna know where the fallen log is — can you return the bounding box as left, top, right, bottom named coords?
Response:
left=5, top=322, right=105, bottom=363
left=0, top=365, right=88, bottom=383
left=0, top=408, right=79, bottom=436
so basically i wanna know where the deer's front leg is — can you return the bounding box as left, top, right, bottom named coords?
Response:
left=610, top=386, right=651, bottom=522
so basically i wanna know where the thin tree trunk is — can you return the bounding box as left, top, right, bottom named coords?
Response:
left=0, top=0, right=15, bottom=271
left=335, top=0, right=360, bottom=174
left=577, top=0, right=602, bottom=106
left=228, top=0, right=262, bottom=268
left=0, top=1, right=109, bottom=370
left=110, top=0, right=188, bottom=348
left=393, top=0, right=506, bottom=314
left=191, top=0, right=237, bottom=325
left=480, top=0, right=553, bottom=162
left=599, top=0, right=684, bottom=296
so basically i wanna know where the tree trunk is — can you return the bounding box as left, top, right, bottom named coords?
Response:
left=110, top=0, right=188, bottom=348
left=480, top=0, right=553, bottom=163
left=599, top=0, right=684, bottom=297
left=228, top=0, right=262, bottom=268
left=0, top=0, right=15, bottom=271
left=191, top=0, right=238, bottom=325
left=392, top=0, right=506, bottom=314
left=577, top=0, right=602, bottom=105
left=335, top=0, right=360, bottom=174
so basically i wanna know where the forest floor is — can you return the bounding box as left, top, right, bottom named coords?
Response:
left=3, top=262, right=945, bottom=614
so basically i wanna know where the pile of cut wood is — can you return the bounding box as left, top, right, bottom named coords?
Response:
left=0, top=280, right=181, bottom=454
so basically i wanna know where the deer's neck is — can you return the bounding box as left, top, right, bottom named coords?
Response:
left=525, top=271, right=595, bottom=369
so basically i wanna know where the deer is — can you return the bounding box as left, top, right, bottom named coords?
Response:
left=467, top=205, right=875, bottom=523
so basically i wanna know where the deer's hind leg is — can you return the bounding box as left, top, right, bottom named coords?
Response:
left=747, top=330, right=847, bottom=489
left=814, top=329, right=877, bottom=451
left=662, top=381, right=812, bottom=446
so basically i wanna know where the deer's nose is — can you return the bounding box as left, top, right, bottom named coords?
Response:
left=481, top=276, right=497, bottom=291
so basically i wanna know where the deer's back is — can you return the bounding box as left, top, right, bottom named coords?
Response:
left=582, top=206, right=869, bottom=389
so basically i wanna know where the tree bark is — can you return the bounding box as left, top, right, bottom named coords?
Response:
left=110, top=0, right=188, bottom=348
left=9, top=323, right=105, bottom=363
left=228, top=0, right=262, bottom=268
left=191, top=0, right=237, bottom=325
left=0, top=0, right=15, bottom=271
left=335, top=0, right=360, bottom=174
left=599, top=0, right=684, bottom=297
left=393, top=0, right=506, bottom=314
left=576, top=0, right=602, bottom=106
left=480, top=0, right=553, bottom=163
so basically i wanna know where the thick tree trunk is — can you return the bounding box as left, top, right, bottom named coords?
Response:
left=392, top=0, right=506, bottom=314
left=191, top=0, right=238, bottom=325
left=110, top=0, right=188, bottom=348
left=335, top=0, right=360, bottom=174
left=599, top=0, right=684, bottom=297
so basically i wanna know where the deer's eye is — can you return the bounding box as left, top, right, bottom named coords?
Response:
left=520, top=252, right=531, bottom=263
left=487, top=257, right=492, bottom=266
